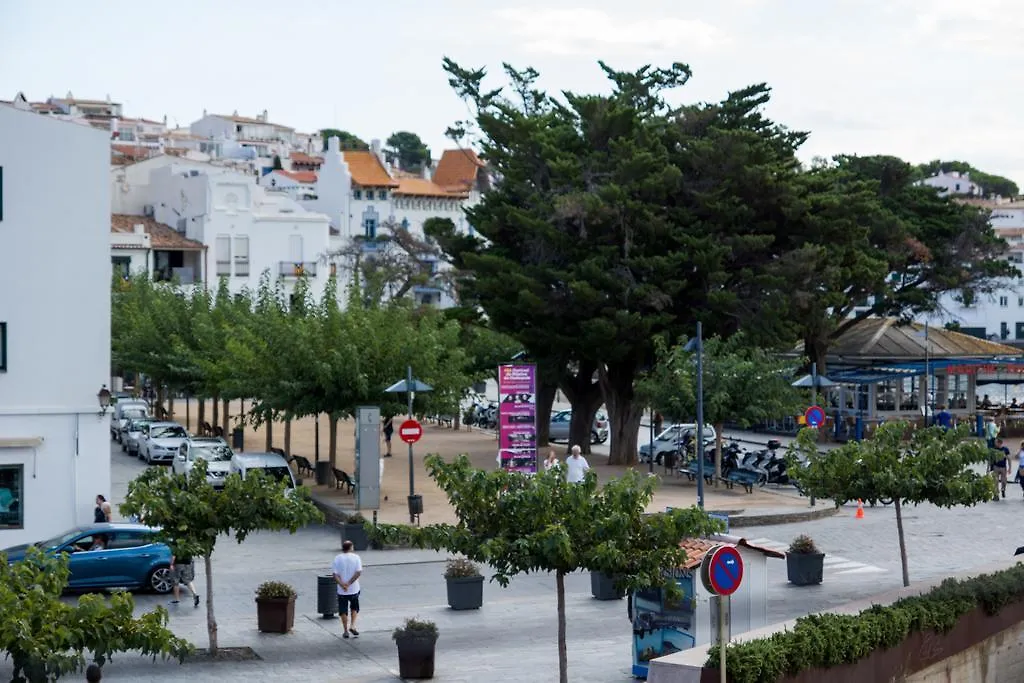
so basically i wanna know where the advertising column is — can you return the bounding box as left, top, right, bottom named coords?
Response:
left=497, top=364, right=537, bottom=474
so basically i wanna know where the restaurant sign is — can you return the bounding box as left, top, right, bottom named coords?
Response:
left=946, top=363, right=1024, bottom=375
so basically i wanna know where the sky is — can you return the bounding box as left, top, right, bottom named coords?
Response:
left=1, top=0, right=1020, bottom=186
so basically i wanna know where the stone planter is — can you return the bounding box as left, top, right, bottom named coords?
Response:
left=786, top=552, right=825, bottom=586
left=590, top=571, right=625, bottom=600
left=446, top=575, right=484, bottom=610
left=256, top=596, right=296, bottom=633
left=341, top=522, right=369, bottom=551
left=395, top=634, right=437, bottom=679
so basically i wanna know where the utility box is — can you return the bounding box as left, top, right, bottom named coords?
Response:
left=355, top=406, right=381, bottom=510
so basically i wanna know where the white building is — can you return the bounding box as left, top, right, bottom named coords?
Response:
left=111, top=156, right=332, bottom=299
left=259, top=169, right=318, bottom=201
left=0, top=105, right=112, bottom=546
left=918, top=170, right=982, bottom=197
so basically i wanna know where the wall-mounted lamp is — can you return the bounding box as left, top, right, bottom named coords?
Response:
left=97, top=385, right=112, bottom=415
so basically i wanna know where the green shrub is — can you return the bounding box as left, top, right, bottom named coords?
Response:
left=707, top=563, right=1024, bottom=683
left=255, top=581, right=297, bottom=600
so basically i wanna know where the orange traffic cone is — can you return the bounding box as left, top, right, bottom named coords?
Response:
left=855, top=499, right=865, bottom=519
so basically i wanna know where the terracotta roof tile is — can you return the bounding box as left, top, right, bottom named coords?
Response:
left=111, top=214, right=205, bottom=251
left=342, top=150, right=398, bottom=187
left=289, top=151, right=323, bottom=164
left=394, top=177, right=467, bottom=198
left=432, top=149, right=484, bottom=192
left=677, top=535, right=786, bottom=570
left=276, top=170, right=318, bottom=184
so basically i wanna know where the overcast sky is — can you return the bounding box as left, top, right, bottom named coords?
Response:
left=2, top=0, right=1019, bottom=184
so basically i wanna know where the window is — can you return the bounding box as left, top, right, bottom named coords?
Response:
left=379, top=191, right=388, bottom=201
left=364, top=218, right=377, bottom=239
left=353, top=189, right=362, bottom=200
left=1018, top=297, right=1023, bottom=307
left=234, top=236, right=250, bottom=276
left=0, top=464, right=23, bottom=529
left=1016, top=323, right=1024, bottom=340
left=107, top=531, right=153, bottom=550
left=1000, top=296, right=1009, bottom=307
left=112, top=256, right=131, bottom=280
left=215, top=235, right=231, bottom=275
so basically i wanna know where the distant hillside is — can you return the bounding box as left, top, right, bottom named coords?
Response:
left=914, top=160, right=1019, bottom=199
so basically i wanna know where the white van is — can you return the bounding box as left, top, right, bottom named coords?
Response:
left=111, top=400, right=149, bottom=441
left=229, top=452, right=297, bottom=491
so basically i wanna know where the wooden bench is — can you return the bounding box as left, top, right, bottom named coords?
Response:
left=332, top=468, right=356, bottom=494
left=289, top=455, right=314, bottom=477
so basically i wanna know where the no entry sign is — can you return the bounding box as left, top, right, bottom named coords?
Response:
left=700, top=545, right=744, bottom=596
left=804, top=405, right=826, bottom=429
left=399, top=419, right=423, bottom=444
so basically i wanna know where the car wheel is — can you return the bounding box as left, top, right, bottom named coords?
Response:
left=590, top=430, right=599, bottom=445
left=148, top=566, right=174, bottom=594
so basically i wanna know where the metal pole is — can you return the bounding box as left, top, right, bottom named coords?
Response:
left=810, top=363, right=817, bottom=407
left=648, top=406, right=654, bottom=474
left=314, top=414, right=320, bottom=463
left=925, top=322, right=931, bottom=425
left=719, top=595, right=729, bottom=683
left=407, top=365, right=415, bottom=523
left=696, top=321, right=705, bottom=510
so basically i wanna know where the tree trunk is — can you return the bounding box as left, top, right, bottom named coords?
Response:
left=204, top=553, right=218, bottom=654
left=284, top=419, right=292, bottom=457
left=265, top=414, right=274, bottom=451
left=561, top=360, right=604, bottom=455
left=167, top=393, right=175, bottom=419
left=894, top=498, right=910, bottom=587
left=556, top=569, right=568, bottom=683
left=329, top=415, right=339, bottom=469
left=599, top=362, right=643, bottom=465
left=535, top=381, right=557, bottom=447
left=198, top=398, right=206, bottom=433
left=714, top=422, right=725, bottom=488
left=221, top=398, right=230, bottom=437
left=212, top=396, right=220, bottom=434
left=185, top=396, right=191, bottom=432
left=155, top=384, right=165, bottom=419
left=804, top=333, right=829, bottom=376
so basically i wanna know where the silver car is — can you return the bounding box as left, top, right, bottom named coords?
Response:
left=139, top=422, right=189, bottom=465
left=548, top=410, right=610, bottom=445
left=639, top=423, right=717, bottom=463
left=123, top=418, right=156, bottom=456
left=173, top=437, right=234, bottom=489
left=114, top=406, right=149, bottom=443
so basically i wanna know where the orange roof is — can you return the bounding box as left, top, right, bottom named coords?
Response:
left=111, top=145, right=159, bottom=165
left=394, top=177, right=467, bottom=198
left=342, top=150, right=398, bottom=187
left=432, top=149, right=484, bottom=192
left=111, top=214, right=205, bottom=251
left=276, top=170, right=318, bottom=184
left=677, top=536, right=786, bottom=570
left=290, top=151, right=323, bottom=164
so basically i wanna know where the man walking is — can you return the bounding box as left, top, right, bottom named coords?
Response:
left=565, top=445, right=590, bottom=484
left=986, top=417, right=1000, bottom=449
left=170, top=551, right=200, bottom=607
left=992, top=438, right=1010, bottom=500
left=333, top=539, right=362, bottom=639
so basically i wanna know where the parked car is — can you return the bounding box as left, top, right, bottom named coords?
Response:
left=230, top=452, right=297, bottom=491
left=2, top=523, right=174, bottom=594
left=138, top=422, right=189, bottom=465
left=114, top=406, right=149, bottom=443
left=123, top=418, right=155, bottom=456
left=173, top=437, right=234, bottom=488
left=639, top=423, right=717, bottom=463
left=110, top=399, right=149, bottom=441
left=548, top=409, right=610, bottom=445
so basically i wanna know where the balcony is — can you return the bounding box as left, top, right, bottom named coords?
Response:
left=278, top=261, right=318, bottom=278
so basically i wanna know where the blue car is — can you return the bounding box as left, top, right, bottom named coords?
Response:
left=2, top=523, right=174, bottom=594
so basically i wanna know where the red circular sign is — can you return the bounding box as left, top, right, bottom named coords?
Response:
left=701, top=545, right=744, bottom=596
left=399, top=419, right=423, bottom=444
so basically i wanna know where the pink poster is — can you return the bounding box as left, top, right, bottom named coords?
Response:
left=498, top=364, right=537, bottom=474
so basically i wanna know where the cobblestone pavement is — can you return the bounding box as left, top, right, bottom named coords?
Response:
left=0, top=442, right=1010, bottom=682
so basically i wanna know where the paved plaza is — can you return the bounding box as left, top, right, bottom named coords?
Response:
left=2, top=437, right=1018, bottom=681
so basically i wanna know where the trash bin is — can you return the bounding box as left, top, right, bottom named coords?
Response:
left=231, top=427, right=244, bottom=451
left=408, top=494, right=423, bottom=516
left=317, top=575, right=336, bottom=618
left=316, top=460, right=331, bottom=486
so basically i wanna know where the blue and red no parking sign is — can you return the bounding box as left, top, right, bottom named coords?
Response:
left=804, top=405, right=826, bottom=429
left=700, top=545, right=744, bottom=596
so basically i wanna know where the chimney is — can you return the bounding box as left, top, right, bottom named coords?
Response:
left=202, top=108, right=207, bottom=117
left=106, top=93, right=111, bottom=103
left=66, top=90, right=73, bottom=100
left=328, top=135, right=341, bottom=155
left=233, top=109, right=239, bottom=117
left=163, top=114, right=167, bottom=126
left=111, top=118, right=119, bottom=139
left=260, top=109, right=268, bottom=122
left=370, top=138, right=384, bottom=164
left=133, top=223, right=146, bottom=235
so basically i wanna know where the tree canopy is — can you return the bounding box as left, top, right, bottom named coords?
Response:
left=386, top=131, right=430, bottom=171
left=915, top=159, right=1019, bottom=199
left=320, top=128, right=368, bottom=151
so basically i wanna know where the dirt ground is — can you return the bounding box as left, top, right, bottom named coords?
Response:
left=169, top=398, right=794, bottom=525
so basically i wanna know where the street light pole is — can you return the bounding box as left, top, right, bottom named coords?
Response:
left=648, top=405, right=655, bottom=475
left=406, top=364, right=415, bottom=509
left=695, top=321, right=705, bottom=510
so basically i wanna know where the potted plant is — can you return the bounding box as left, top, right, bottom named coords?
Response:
left=341, top=512, right=369, bottom=551
left=393, top=617, right=438, bottom=679
left=444, top=558, right=484, bottom=610
left=786, top=534, right=825, bottom=586
left=255, top=580, right=297, bottom=633
left=590, top=570, right=625, bottom=601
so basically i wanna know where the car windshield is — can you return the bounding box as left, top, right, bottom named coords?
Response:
left=123, top=408, right=147, bottom=419
left=35, top=528, right=84, bottom=549
left=129, top=419, right=153, bottom=431
left=151, top=426, right=187, bottom=439
left=193, top=444, right=232, bottom=462
left=263, top=466, right=295, bottom=488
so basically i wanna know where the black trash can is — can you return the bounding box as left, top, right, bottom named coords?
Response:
left=408, top=494, right=424, bottom=516
left=231, top=427, right=244, bottom=451
left=315, top=460, right=331, bottom=486
left=317, top=575, right=336, bottom=618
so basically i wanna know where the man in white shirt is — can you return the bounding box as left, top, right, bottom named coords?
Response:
left=332, top=540, right=363, bottom=638
left=565, top=445, right=591, bottom=483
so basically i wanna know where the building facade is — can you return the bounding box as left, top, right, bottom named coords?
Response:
left=918, top=170, right=982, bottom=197
left=0, top=106, right=112, bottom=546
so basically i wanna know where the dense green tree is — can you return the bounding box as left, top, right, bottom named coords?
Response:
left=371, top=455, right=721, bottom=683
left=789, top=423, right=994, bottom=587
left=121, top=461, right=323, bottom=654
left=433, top=58, right=806, bottom=464
left=320, top=128, right=368, bottom=151
left=637, top=333, right=803, bottom=482
left=271, top=154, right=283, bottom=170
left=0, top=547, right=190, bottom=682
left=386, top=130, right=430, bottom=171
left=915, top=159, right=1019, bottom=199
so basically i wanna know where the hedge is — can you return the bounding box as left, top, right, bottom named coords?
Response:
left=706, top=562, right=1024, bottom=683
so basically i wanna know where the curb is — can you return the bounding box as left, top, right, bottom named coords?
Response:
left=729, top=504, right=839, bottom=528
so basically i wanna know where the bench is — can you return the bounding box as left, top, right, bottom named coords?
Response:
left=332, top=468, right=356, bottom=494
left=289, top=455, right=314, bottom=477
left=434, top=415, right=455, bottom=428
